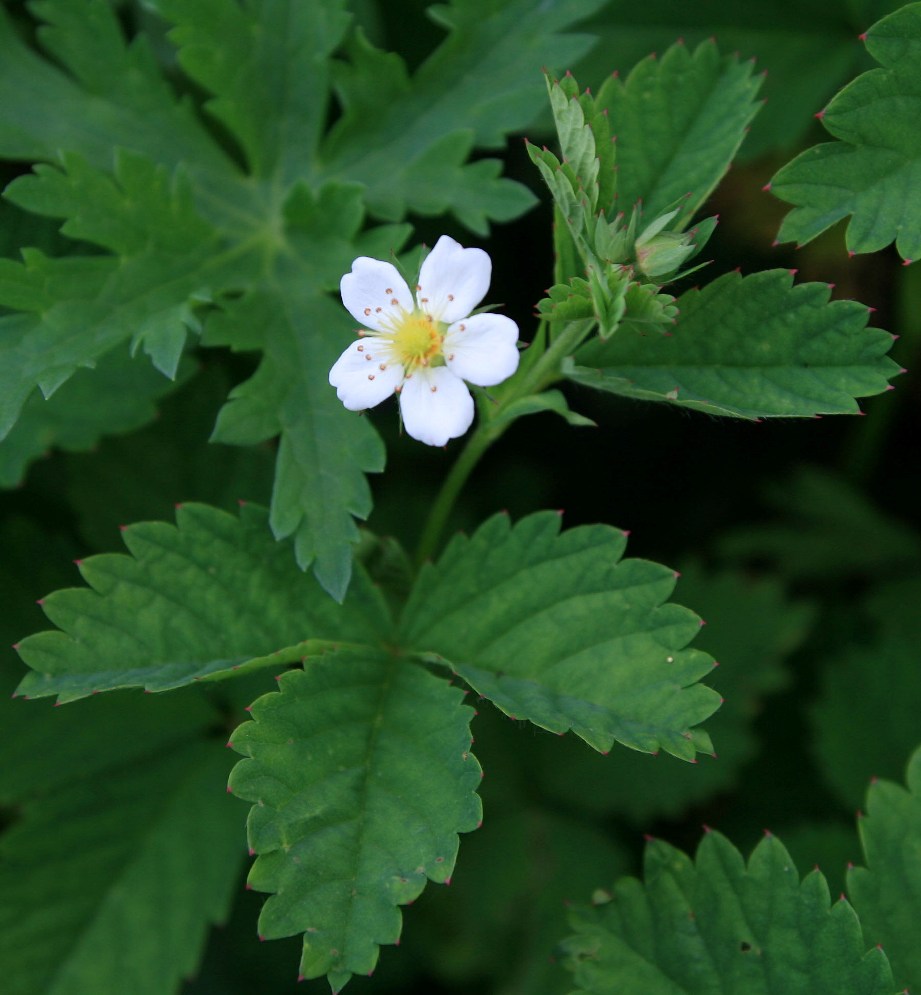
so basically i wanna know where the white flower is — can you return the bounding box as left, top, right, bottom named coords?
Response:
left=330, top=235, right=520, bottom=447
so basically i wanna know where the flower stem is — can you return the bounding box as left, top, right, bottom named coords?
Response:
left=412, top=318, right=596, bottom=569
left=413, top=423, right=496, bottom=569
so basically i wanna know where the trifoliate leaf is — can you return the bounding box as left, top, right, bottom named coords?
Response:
left=562, top=830, right=895, bottom=995
left=772, top=3, right=921, bottom=260
left=595, top=40, right=761, bottom=227
left=15, top=503, right=390, bottom=702
left=228, top=648, right=482, bottom=990
left=0, top=347, right=188, bottom=489
left=529, top=565, right=810, bottom=824
left=569, top=270, right=899, bottom=418
left=0, top=734, right=244, bottom=995
left=811, top=578, right=921, bottom=810
left=849, top=744, right=921, bottom=992
left=400, top=511, right=720, bottom=760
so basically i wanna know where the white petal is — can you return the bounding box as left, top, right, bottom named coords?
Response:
left=399, top=367, right=474, bottom=447
left=329, top=340, right=404, bottom=411
left=340, top=257, right=413, bottom=332
left=443, top=313, right=520, bottom=386
left=417, top=235, right=491, bottom=324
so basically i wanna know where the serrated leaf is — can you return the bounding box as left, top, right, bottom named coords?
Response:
left=811, top=578, right=921, bottom=810
left=529, top=564, right=810, bottom=825
left=570, top=1, right=897, bottom=161
left=15, top=502, right=390, bottom=702
left=400, top=511, right=720, bottom=759
left=595, top=40, right=761, bottom=227
left=773, top=3, right=921, bottom=260
left=562, top=830, right=895, bottom=995
left=320, top=0, right=607, bottom=222
left=849, top=743, right=921, bottom=992
left=148, top=0, right=350, bottom=180
left=570, top=270, right=899, bottom=418
left=228, top=648, right=482, bottom=989
left=0, top=347, right=186, bottom=488
left=0, top=732, right=244, bottom=995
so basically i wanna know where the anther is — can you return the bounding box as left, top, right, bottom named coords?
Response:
left=447, top=294, right=455, bottom=301
left=421, top=297, right=429, bottom=303
left=375, top=307, right=382, bottom=313
left=368, top=374, right=375, bottom=380
left=363, top=307, right=371, bottom=316
left=379, top=363, right=387, bottom=370
left=430, top=385, right=438, bottom=392
left=459, top=323, right=466, bottom=331
left=416, top=284, right=422, bottom=291
left=357, top=345, right=364, bottom=352
left=448, top=353, right=454, bottom=360
left=390, top=298, right=399, bottom=305
left=385, top=288, right=393, bottom=294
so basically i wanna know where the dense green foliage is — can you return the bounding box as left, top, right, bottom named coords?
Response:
left=2, top=2, right=919, bottom=994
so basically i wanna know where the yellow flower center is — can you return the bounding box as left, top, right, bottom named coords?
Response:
left=389, top=311, right=444, bottom=370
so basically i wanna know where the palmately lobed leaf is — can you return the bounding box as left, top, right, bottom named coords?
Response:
left=14, top=502, right=390, bottom=702
left=570, top=269, right=899, bottom=418
left=229, top=647, right=482, bottom=990
left=400, top=511, right=720, bottom=760
left=562, top=830, right=896, bottom=994
left=772, top=2, right=921, bottom=259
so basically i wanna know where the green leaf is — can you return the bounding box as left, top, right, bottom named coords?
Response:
left=209, top=290, right=387, bottom=600
left=319, top=0, right=607, bottom=223
left=0, top=347, right=186, bottom=489
left=228, top=648, right=482, bottom=989
left=148, top=0, right=350, bottom=181
left=400, top=512, right=720, bottom=760
left=569, top=0, right=899, bottom=160
left=849, top=743, right=921, bottom=992
left=569, top=270, right=899, bottom=419
left=595, top=40, right=762, bottom=227
left=0, top=730, right=244, bottom=995
left=772, top=3, right=921, bottom=260
left=14, top=502, right=390, bottom=702
left=528, top=564, right=811, bottom=824
left=811, top=578, right=921, bottom=810
left=562, top=830, right=895, bottom=995
left=0, top=1, right=235, bottom=177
